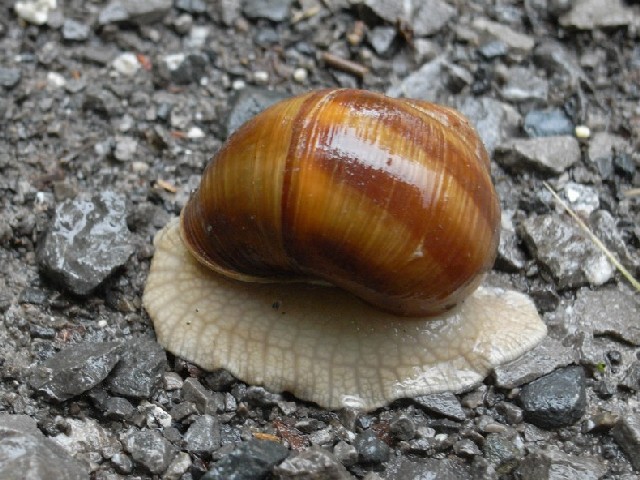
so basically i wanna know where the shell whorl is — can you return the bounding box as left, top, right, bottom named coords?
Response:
left=180, top=89, right=500, bottom=316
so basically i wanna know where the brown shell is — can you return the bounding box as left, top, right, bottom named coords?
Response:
left=180, top=89, right=500, bottom=316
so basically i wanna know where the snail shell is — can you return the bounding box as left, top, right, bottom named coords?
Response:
left=180, top=89, right=500, bottom=316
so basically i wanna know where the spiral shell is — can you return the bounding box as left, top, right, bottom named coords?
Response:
left=180, top=89, right=500, bottom=316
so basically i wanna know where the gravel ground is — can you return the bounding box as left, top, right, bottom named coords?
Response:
left=1, top=0, right=640, bottom=479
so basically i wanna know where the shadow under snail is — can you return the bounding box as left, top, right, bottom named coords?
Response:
left=143, top=89, right=546, bottom=410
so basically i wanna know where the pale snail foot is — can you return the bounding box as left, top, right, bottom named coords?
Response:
left=143, top=218, right=547, bottom=410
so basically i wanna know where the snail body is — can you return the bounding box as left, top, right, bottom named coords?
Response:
left=181, top=89, right=500, bottom=316
left=143, top=89, right=546, bottom=410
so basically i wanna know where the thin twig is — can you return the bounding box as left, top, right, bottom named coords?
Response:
left=543, top=181, right=640, bottom=292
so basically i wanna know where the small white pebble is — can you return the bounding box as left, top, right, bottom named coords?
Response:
left=253, top=70, right=269, bottom=84
left=97, top=319, right=108, bottom=328
left=131, top=161, right=149, bottom=173
left=14, top=0, right=56, bottom=25
left=293, top=67, right=308, bottom=83
left=112, top=52, right=140, bottom=76
left=187, top=126, right=205, bottom=139
left=46, top=71, right=65, bottom=88
left=575, top=125, right=590, bottom=139
left=232, top=79, right=246, bottom=90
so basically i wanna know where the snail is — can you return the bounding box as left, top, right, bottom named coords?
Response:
left=143, top=89, right=546, bottom=410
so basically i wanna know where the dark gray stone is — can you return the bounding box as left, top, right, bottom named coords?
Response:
left=413, top=392, right=466, bottom=421
left=125, top=429, right=175, bottom=474
left=590, top=210, right=639, bottom=272
left=493, top=336, right=577, bottom=389
left=157, top=52, right=208, bottom=85
left=183, top=377, right=225, bottom=414
left=524, top=109, right=574, bottom=137
left=516, top=447, right=607, bottom=480
left=226, top=87, right=290, bottom=138
left=453, top=439, right=480, bottom=457
left=29, top=342, right=122, bottom=401
left=273, top=446, right=353, bottom=479
left=389, top=415, right=415, bottom=441
left=120, top=0, right=172, bottom=24
left=0, top=67, right=21, bottom=88
left=384, top=456, right=473, bottom=480
left=0, top=414, right=88, bottom=480
left=495, top=136, right=580, bottom=175
left=519, top=366, right=587, bottom=429
left=611, top=415, right=640, bottom=470
left=533, top=40, right=587, bottom=87
left=184, top=415, right=221, bottom=454
left=483, top=434, right=522, bottom=475
left=333, top=441, right=358, bottom=467
left=242, top=0, right=293, bottom=22
left=102, top=396, right=136, bottom=420
left=496, top=224, right=526, bottom=272
left=354, top=430, right=390, bottom=466
left=83, top=86, right=123, bottom=117
left=202, top=439, right=289, bottom=480
left=520, top=214, right=612, bottom=289
left=587, top=132, right=631, bottom=179
left=62, top=19, right=90, bottom=41
left=105, top=337, right=167, bottom=398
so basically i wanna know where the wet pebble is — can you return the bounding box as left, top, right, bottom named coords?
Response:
left=524, top=109, right=574, bottom=137
left=202, top=439, right=289, bottom=479
left=413, top=392, right=466, bottom=422
left=354, top=430, right=390, bottom=466
left=516, top=447, right=607, bottom=480
left=493, top=336, right=577, bottom=389
left=384, top=456, right=472, bottom=480
left=483, top=433, right=522, bottom=475
left=495, top=136, right=580, bottom=175
left=0, top=67, right=21, bottom=89
left=0, top=414, right=89, bottom=479
left=559, top=0, right=634, bottom=29
left=62, top=19, right=90, bottom=41
left=520, top=214, right=612, bottom=288
left=124, top=429, right=176, bottom=474
left=519, top=366, right=587, bottom=429
left=184, top=415, right=221, bottom=454
left=29, top=342, right=121, bottom=401
left=105, top=337, right=167, bottom=398
left=242, top=0, right=292, bottom=22
left=273, top=446, right=353, bottom=479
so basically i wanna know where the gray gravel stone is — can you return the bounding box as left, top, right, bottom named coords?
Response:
left=472, top=18, right=534, bottom=56
left=384, top=456, right=473, bottom=480
left=354, top=430, right=390, bottom=466
left=98, top=2, right=129, bottom=24
left=333, top=441, right=358, bottom=467
left=184, top=415, right=221, bottom=454
left=611, top=415, right=640, bottom=470
left=125, top=429, right=175, bottom=474
left=495, top=136, right=580, bottom=175
left=500, top=67, right=548, bottom=102
left=493, top=336, right=577, bottom=389
left=62, top=19, right=90, bottom=41
left=0, top=414, right=89, bottom=480
left=524, top=109, right=574, bottom=137
left=226, top=87, right=290, bottom=138
left=533, top=40, right=587, bottom=87
left=242, top=0, right=293, bottom=22
left=496, top=219, right=526, bottom=272
left=411, top=0, right=456, bottom=36
left=183, top=377, right=225, bottom=414
left=367, top=26, right=396, bottom=57
left=29, top=342, right=121, bottom=401
left=105, top=337, right=167, bottom=398
left=559, top=0, right=635, bottom=29
left=120, top=0, right=172, bottom=24
left=202, top=439, right=289, bottom=479
left=519, top=366, right=587, bottom=429
left=164, top=451, right=192, bottom=480
left=413, top=392, right=466, bottom=421
left=0, top=67, right=21, bottom=88
left=386, top=56, right=447, bottom=102
left=516, top=447, right=607, bottom=479
left=590, top=210, right=639, bottom=271
left=273, top=446, right=353, bottom=479
left=389, top=415, right=415, bottom=441
left=114, top=136, right=138, bottom=162
left=457, top=97, right=521, bottom=155
left=483, top=433, right=522, bottom=475
left=587, top=132, right=631, bottom=179
left=175, top=0, right=207, bottom=14
left=520, top=214, right=612, bottom=289
left=566, top=287, right=640, bottom=346
left=37, top=191, right=134, bottom=295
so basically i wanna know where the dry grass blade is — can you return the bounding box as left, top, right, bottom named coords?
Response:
left=542, top=181, right=640, bottom=292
